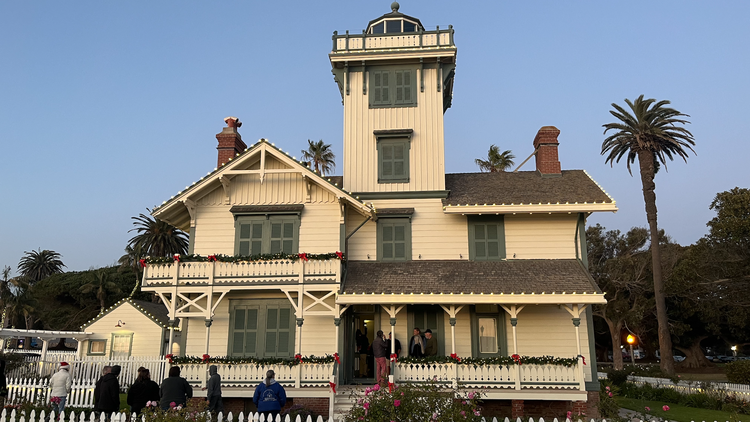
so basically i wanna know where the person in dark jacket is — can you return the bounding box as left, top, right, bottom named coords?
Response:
left=0, top=358, right=7, bottom=400
left=159, top=366, right=193, bottom=410
left=408, top=327, right=425, bottom=357
left=93, top=366, right=111, bottom=410
left=202, top=365, right=223, bottom=413
left=95, top=365, right=121, bottom=415
left=253, top=370, right=286, bottom=420
left=372, top=330, right=389, bottom=386
left=127, top=367, right=160, bottom=414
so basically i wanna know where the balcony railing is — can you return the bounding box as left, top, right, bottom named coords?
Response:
left=331, top=27, right=455, bottom=53
left=142, top=259, right=341, bottom=288
left=181, top=362, right=335, bottom=388
left=394, top=362, right=585, bottom=390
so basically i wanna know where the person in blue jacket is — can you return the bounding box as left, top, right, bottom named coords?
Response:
left=253, top=370, right=287, bottom=420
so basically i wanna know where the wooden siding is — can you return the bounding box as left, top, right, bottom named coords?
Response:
left=346, top=199, right=467, bottom=260
left=342, top=68, right=446, bottom=192
left=298, top=203, right=341, bottom=253
left=508, top=305, right=593, bottom=382
left=85, top=303, right=164, bottom=357
left=505, top=214, right=578, bottom=259
left=451, top=308, right=472, bottom=357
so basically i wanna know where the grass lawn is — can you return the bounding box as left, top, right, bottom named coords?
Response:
left=120, top=393, right=128, bottom=411
left=616, top=397, right=746, bottom=422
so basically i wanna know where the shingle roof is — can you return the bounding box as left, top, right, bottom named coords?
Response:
left=131, top=299, right=170, bottom=326
left=443, top=170, right=612, bottom=206
left=343, top=260, right=600, bottom=295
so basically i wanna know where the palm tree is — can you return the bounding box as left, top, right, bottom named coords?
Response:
left=17, top=249, right=66, bottom=283
left=127, top=210, right=189, bottom=258
left=475, top=145, right=515, bottom=172
left=602, top=95, right=696, bottom=375
left=301, top=139, right=336, bottom=175
left=80, top=270, right=122, bottom=311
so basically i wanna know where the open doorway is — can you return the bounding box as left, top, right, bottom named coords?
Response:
left=343, top=305, right=378, bottom=384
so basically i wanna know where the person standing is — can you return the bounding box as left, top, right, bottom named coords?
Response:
left=253, top=370, right=286, bottom=420
left=408, top=328, right=425, bottom=357
left=424, top=329, right=438, bottom=356
left=127, top=367, right=160, bottom=415
left=387, top=332, right=402, bottom=357
left=49, top=362, right=72, bottom=414
left=203, top=365, right=223, bottom=414
left=93, top=366, right=111, bottom=411
left=356, top=329, right=369, bottom=377
left=0, top=358, right=7, bottom=402
left=95, top=365, right=121, bottom=416
left=159, top=366, right=193, bottom=410
left=372, top=330, right=389, bottom=386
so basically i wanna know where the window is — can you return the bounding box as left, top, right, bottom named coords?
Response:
left=235, top=216, right=300, bottom=255
left=471, top=305, right=506, bottom=358
left=377, top=218, right=411, bottom=261
left=468, top=216, right=505, bottom=260
left=229, top=300, right=295, bottom=358
left=410, top=305, right=444, bottom=356
left=377, top=139, right=410, bottom=183
left=370, top=68, right=416, bottom=108
left=110, top=334, right=132, bottom=358
left=88, top=339, right=106, bottom=356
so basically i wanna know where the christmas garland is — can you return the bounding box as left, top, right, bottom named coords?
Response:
left=166, top=354, right=336, bottom=366
left=397, top=354, right=579, bottom=367
left=144, top=252, right=344, bottom=265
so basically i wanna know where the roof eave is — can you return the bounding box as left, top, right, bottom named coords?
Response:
left=337, top=293, right=606, bottom=305
left=443, top=203, right=618, bottom=214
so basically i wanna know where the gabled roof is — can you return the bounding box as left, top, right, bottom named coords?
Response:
left=340, top=260, right=605, bottom=305
left=442, top=170, right=617, bottom=214
left=151, top=139, right=374, bottom=229
left=81, top=298, right=171, bottom=330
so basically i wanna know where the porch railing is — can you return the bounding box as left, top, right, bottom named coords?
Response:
left=181, top=362, right=335, bottom=388
left=394, top=362, right=585, bottom=390
left=142, top=259, right=341, bottom=288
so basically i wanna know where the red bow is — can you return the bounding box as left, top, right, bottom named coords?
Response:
left=578, top=355, right=587, bottom=365
left=298, top=253, right=308, bottom=262
left=390, top=353, right=398, bottom=363
left=388, top=382, right=394, bottom=393
left=511, top=354, right=522, bottom=365
left=335, top=251, right=344, bottom=260
left=139, top=259, right=147, bottom=268
left=295, top=354, right=303, bottom=362
left=329, top=381, right=336, bottom=393
left=174, top=254, right=180, bottom=262
left=450, top=353, right=458, bottom=360
left=202, top=354, right=210, bottom=363
left=334, top=353, right=340, bottom=365
left=165, top=354, right=174, bottom=364
left=207, top=255, right=217, bottom=262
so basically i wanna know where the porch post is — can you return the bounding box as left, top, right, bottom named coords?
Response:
left=167, top=319, right=177, bottom=355
left=203, top=319, right=212, bottom=356
left=449, top=317, right=457, bottom=355
left=296, top=318, right=304, bottom=389
left=390, top=317, right=396, bottom=374
left=39, top=339, right=49, bottom=376
left=500, top=305, right=524, bottom=355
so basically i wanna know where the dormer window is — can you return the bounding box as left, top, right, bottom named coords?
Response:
left=369, top=18, right=420, bottom=34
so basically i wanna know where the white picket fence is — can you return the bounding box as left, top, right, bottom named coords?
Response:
left=0, top=411, right=739, bottom=422
left=5, top=377, right=96, bottom=408
left=597, top=371, right=750, bottom=402
left=7, top=356, right=168, bottom=387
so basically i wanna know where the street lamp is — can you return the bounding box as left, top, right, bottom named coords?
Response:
left=732, top=345, right=737, bottom=357
left=626, top=334, right=637, bottom=363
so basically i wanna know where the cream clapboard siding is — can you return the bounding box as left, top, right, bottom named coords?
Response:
left=298, top=203, right=341, bottom=252
left=505, top=214, right=578, bottom=259
left=508, top=305, right=593, bottom=382
left=342, top=68, right=446, bottom=193
left=347, top=198, right=467, bottom=260
left=85, top=303, right=164, bottom=357
left=451, top=308, right=472, bottom=357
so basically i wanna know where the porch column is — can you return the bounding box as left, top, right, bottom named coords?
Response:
left=203, top=319, right=212, bottom=356
left=39, top=339, right=49, bottom=376
left=449, top=317, right=457, bottom=355
left=296, top=318, right=304, bottom=389
left=334, top=317, right=342, bottom=373
left=500, top=305, right=525, bottom=355
left=389, top=317, right=397, bottom=374
left=167, top=319, right=177, bottom=355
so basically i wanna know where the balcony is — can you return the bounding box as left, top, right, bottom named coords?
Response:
left=142, top=259, right=342, bottom=289
left=331, top=28, right=455, bottom=55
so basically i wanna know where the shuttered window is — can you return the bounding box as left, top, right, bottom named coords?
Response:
left=229, top=300, right=294, bottom=358
left=235, top=216, right=299, bottom=256
left=377, top=139, right=410, bottom=183
left=468, top=216, right=506, bottom=261
left=369, top=67, right=416, bottom=108
left=378, top=218, right=411, bottom=261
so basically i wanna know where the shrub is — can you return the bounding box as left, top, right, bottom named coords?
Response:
left=343, top=382, right=483, bottom=422
left=598, top=381, right=621, bottom=419
left=607, top=369, right=630, bottom=386
left=725, top=360, right=750, bottom=384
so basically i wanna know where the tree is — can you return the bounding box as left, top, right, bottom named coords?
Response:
left=301, top=139, right=336, bottom=176
left=80, top=269, right=122, bottom=311
left=127, top=210, right=189, bottom=258
left=17, top=249, right=66, bottom=283
left=475, top=145, right=515, bottom=172
left=5, top=280, right=38, bottom=349
left=602, top=95, right=696, bottom=374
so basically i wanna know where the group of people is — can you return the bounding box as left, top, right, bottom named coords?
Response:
left=360, top=326, right=437, bottom=385
left=409, top=327, right=438, bottom=358
left=45, top=362, right=286, bottom=420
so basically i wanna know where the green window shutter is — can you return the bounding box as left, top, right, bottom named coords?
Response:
left=245, top=308, right=258, bottom=355
left=378, top=218, right=411, bottom=261
left=469, top=216, right=505, bottom=261
left=381, top=71, right=389, bottom=103
left=231, top=308, right=246, bottom=355
left=277, top=308, right=292, bottom=356
left=371, top=71, right=390, bottom=105
left=269, top=218, right=298, bottom=254
left=393, top=143, right=405, bottom=177
left=395, top=70, right=412, bottom=105
left=378, top=139, right=410, bottom=183
left=236, top=219, right=264, bottom=255
left=265, top=307, right=278, bottom=355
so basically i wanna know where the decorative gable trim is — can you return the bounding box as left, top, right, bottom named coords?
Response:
left=81, top=298, right=171, bottom=330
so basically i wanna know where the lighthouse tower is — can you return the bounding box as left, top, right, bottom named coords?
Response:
left=330, top=2, right=457, bottom=196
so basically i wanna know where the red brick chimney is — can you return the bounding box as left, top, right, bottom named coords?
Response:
left=216, top=116, right=247, bottom=167
left=533, top=126, right=562, bottom=176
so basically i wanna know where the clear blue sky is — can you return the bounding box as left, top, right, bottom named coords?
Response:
left=2, top=1, right=748, bottom=273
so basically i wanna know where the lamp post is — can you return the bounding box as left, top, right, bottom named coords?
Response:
left=732, top=345, right=737, bottom=357
left=626, top=334, right=637, bottom=363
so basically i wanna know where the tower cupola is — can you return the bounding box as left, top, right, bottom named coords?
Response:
left=366, top=2, right=424, bottom=34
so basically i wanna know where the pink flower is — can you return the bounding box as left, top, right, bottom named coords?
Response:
left=645, top=406, right=651, bottom=411
left=394, top=400, right=401, bottom=407
left=432, top=413, right=438, bottom=420
left=363, top=403, right=369, bottom=410
left=373, top=384, right=380, bottom=391
left=170, top=402, right=176, bottom=408
left=462, top=400, right=467, bottom=405
left=605, top=386, right=610, bottom=391
left=567, top=411, right=572, bottom=420
left=474, top=410, right=481, bottom=416
left=608, top=392, right=613, bottom=397
left=468, top=391, right=476, bottom=399
left=662, top=405, right=670, bottom=411
left=460, top=410, right=466, bottom=417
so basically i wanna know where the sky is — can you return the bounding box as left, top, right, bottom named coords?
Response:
left=1, top=1, right=749, bottom=273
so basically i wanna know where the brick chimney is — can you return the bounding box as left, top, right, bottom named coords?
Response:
left=533, top=126, right=562, bottom=176
left=216, top=116, right=247, bottom=167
